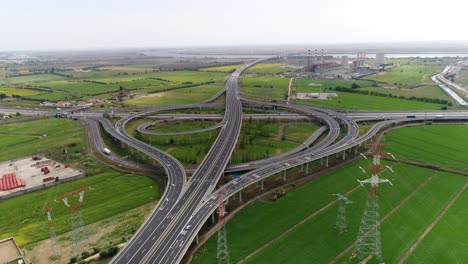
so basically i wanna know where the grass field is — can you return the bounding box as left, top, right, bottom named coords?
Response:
left=294, top=86, right=446, bottom=110
left=193, top=161, right=467, bottom=264
left=0, top=74, right=66, bottom=85
left=0, top=87, right=45, bottom=97
left=383, top=124, right=468, bottom=172
left=125, top=84, right=224, bottom=106
left=199, top=64, right=244, bottom=73
left=405, top=186, right=468, bottom=264
left=365, top=65, right=443, bottom=85
left=357, top=85, right=452, bottom=101
left=0, top=171, right=159, bottom=246
left=0, top=118, right=84, bottom=162
left=247, top=63, right=300, bottom=74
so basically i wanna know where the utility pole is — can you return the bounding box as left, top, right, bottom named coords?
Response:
left=43, top=205, right=61, bottom=258
left=352, top=144, right=393, bottom=262
left=58, top=186, right=90, bottom=257
left=334, top=193, right=352, bottom=234
left=217, top=192, right=230, bottom=264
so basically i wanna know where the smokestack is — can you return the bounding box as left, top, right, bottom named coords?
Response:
left=307, top=49, right=311, bottom=69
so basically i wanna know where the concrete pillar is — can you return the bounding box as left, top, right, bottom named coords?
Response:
left=306, top=163, right=309, bottom=174
left=283, top=170, right=287, bottom=181
left=354, top=146, right=358, bottom=155
left=211, top=212, right=215, bottom=223
left=343, top=151, right=346, bottom=160
left=301, top=164, right=304, bottom=171
left=196, top=233, right=199, bottom=244
left=239, top=190, right=242, bottom=203
left=226, top=196, right=229, bottom=205
left=336, top=152, right=339, bottom=158
left=320, top=158, right=324, bottom=165
left=261, top=180, right=264, bottom=190
left=326, top=156, right=329, bottom=167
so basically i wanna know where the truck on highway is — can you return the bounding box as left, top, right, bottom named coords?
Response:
left=406, top=115, right=416, bottom=118
left=102, top=148, right=111, bottom=155
left=435, top=114, right=444, bottom=119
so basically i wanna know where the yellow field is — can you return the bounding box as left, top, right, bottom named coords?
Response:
left=0, top=87, right=45, bottom=97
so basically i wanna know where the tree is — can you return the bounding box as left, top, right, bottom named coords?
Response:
left=351, top=83, right=360, bottom=89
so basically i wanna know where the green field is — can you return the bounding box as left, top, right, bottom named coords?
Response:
left=365, top=65, right=443, bottom=86
left=0, top=171, right=159, bottom=246
left=193, top=160, right=467, bottom=264
left=193, top=124, right=468, bottom=264
left=199, top=64, right=244, bottom=73
left=125, top=85, right=224, bottom=106
left=0, top=74, right=66, bottom=85
left=0, top=118, right=84, bottom=162
left=0, top=87, right=45, bottom=97
left=294, top=87, right=446, bottom=110
left=247, top=63, right=300, bottom=74
left=383, top=124, right=468, bottom=171
left=357, top=85, right=452, bottom=101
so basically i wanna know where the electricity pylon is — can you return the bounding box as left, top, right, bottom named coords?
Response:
left=334, top=193, right=352, bottom=234
left=352, top=144, right=393, bottom=262
left=43, top=205, right=61, bottom=258
left=217, top=192, right=230, bottom=264
left=58, top=186, right=90, bottom=257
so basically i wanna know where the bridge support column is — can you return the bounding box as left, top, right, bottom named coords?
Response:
left=342, top=150, right=346, bottom=160
left=320, top=158, right=324, bottom=166
left=354, top=146, right=358, bottom=155
left=336, top=152, right=339, bottom=158
left=326, top=156, right=329, bottom=167
left=196, top=233, right=199, bottom=244
left=211, top=212, right=215, bottom=223
left=301, top=164, right=304, bottom=171
left=261, top=180, right=264, bottom=190
left=306, top=163, right=309, bottom=174
left=283, top=170, right=287, bottom=181
left=239, top=190, right=242, bottom=203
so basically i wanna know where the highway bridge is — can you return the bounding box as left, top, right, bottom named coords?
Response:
left=3, top=58, right=468, bottom=263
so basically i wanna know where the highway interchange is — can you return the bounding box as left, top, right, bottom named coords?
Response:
left=2, top=58, right=468, bottom=263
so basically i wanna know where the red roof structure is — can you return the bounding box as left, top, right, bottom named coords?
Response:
left=0, top=173, right=26, bottom=191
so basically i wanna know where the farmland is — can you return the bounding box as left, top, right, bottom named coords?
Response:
left=192, top=124, right=468, bottom=264
left=247, top=63, right=300, bottom=74
left=455, top=69, right=468, bottom=85
left=357, top=85, right=451, bottom=101
left=0, top=87, right=45, bottom=97
left=364, top=65, right=443, bottom=86
left=125, top=84, right=224, bottom=106
left=0, top=171, right=159, bottom=246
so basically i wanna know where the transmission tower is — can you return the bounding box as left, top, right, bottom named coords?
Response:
left=58, top=186, right=90, bottom=257
left=43, top=205, right=61, bottom=258
left=352, top=144, right=393, bottom=262
left=217, top=192, right=230, bottom=264
left=334, top=193, right=352, bottom=234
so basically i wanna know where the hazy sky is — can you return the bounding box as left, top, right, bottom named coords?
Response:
left=1, top=0, right=468, bottom=51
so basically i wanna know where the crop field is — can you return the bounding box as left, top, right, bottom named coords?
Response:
left=147, top=120, right=219, bottom=132
left=87, top=71, right=225, bottom=84
left=246, top=63, right=300, bottom=74
left=0, top=171, right=159, bottom=246
left=364, top=65, right=443, bottom=85
left=193, top=124, right=468, bottom=264
left=357, top=85, right=452, bottom=101
left=0, top=87, right=45, bottom=97
left=0, top=74, right=66, bottom=85
left=405, top=186, right=468, bottom=264
left=199, top=64, right=244, bottom=73
left=0, top=118, right=84, bottom=162
left=383, top=124, right=468, bottom=171
left=294, top=78, right=374, bottom=90
left=193, top=160, right=467, bottom=264
left=294, top=86, right=445, bottom=110
left=125, top=84, right=224, bottom=106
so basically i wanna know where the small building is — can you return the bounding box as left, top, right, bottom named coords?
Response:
left=40, top=101, right=55, bottom=107
left=56, top=101, right=72, bottom=107
left=0, top=237, right=25, bottom=264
